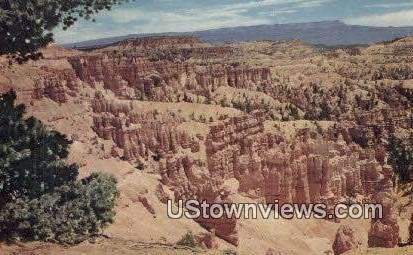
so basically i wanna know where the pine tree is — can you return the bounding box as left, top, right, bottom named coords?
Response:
left=0, top=91, right=118, bottom=244
left=1, top=0, right=129, bottom=63
left=0, top=91, right=77, bottom=204
left=386, top=135, right=412, bottom=184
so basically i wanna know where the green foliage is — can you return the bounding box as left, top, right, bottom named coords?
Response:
left=0, top=173, right=118, bottom=244
left=353, top=133, right=369, bottom=149
left=231, top=94, right=253, bottom=113
left=386, top=135, right=413, bottom=184
left=219, top=96, right=228, bottom=107
left=190, top=112, right=196, bottom=121
left=287, top=104, right=300, bottom=120
left=0, top=91, right=118, bottom=244
left=223, top=249, right=238, bottom=255
left=198, top=114, right=206, bottom=123
left=176, top=232, right=198, bottom=248
left=0, top=91, right=77, bottom=204
left=135, top=159, right=145, bottom=171
left=183, top=93, right=193, bottom=103
left=269, top=112, right=278, bottom=121
left=0, top=0, right=129, bottom=63
left=319, top=100, right=332, bottom=120
left=152, top=151, right=162, bottom=162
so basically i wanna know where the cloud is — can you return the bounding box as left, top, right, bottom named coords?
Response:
left=295, top=0, right=334, bottom=8
left=108, top=4, right=267, bottom=32
left=346, top=9, right=413, bottom=27
left=254, top=0, right=331, bottom=6
left=258, top=9, right=298, bottom=16
left=53, top=23, right=133, bottom=43
left=110, top=0, right=334, bottom=24
left=109, top=3, right=251, bottom=24
left=54, top=0, right=335, bottom=43
left=55, top=4, right=268, bottom=43
left=365, top=2, right=413, bottom=9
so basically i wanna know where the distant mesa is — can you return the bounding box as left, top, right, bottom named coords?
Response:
left=63, top=20, right=413, bottom=49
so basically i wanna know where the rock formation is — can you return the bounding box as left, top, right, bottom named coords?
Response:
left=332, top=225, right=362, bottom=255
left=89, top=90, right=393, bottom=245
left=194, top=231, right=219, bottom=249
left=91, top=96, right=199, bottom=161
left=2, top=35, right=413, bottom=252
left=205, top=115, right=384, bottom=206
left=367, top=196, right=400, bottom=248
left=368, top=165, right=400, bottom=248
left=67, top=38, right=270, bottom=102
left=410, top=212, right=413, bottom=244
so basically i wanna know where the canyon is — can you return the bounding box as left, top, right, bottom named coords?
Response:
left=0, top=35, right=413, bottom=254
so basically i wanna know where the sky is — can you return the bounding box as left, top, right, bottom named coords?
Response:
left=54, top=0, right=413, bottom=44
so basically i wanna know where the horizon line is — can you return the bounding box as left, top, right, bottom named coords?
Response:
left=59, top=19, right=413, bottom=46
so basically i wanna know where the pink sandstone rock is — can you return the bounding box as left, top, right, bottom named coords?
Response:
left=5, top=37, right=407, bottom=248
left=409, top=213, right=413, bottom=245
left=194, top=231, right=219, bottom=249
left=332, top=225, right=362, bottom=255
left=367, top=167, right=399, bottom=248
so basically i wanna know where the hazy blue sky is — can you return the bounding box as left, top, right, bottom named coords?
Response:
left=54, top=0, right=413, bottom=43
